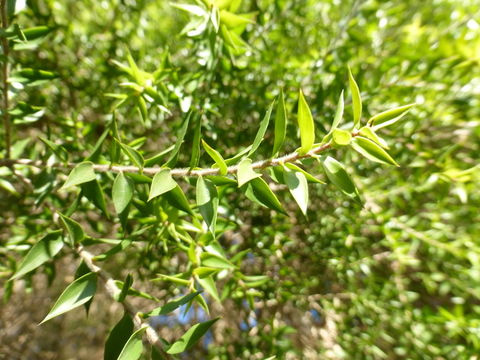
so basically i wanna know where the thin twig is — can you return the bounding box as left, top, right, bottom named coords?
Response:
left=0, top=0, right=11, bottom=158
left=76, top=245, right=173, bottom=360
left=0, top=141, right=339, bottom=177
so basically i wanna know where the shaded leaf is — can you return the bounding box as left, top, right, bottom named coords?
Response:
left=196, top=176, right=218, bottom=236
left=143, top=292, right=202, bottom=318
left=117, top=326, right=147, bottom=360
left=284, top=163, right=325, bottom=184
left=165, top=186, right=193, bottom=215
left=244, top=177, right=285, bottom=214
left=81, top=180, right=108, bottom=217
left=272, top=88, right=287, bottom=156
left=165, top=111, right=192, bottom=167
left=201, top=252, right=235, bottom=269
left=104, top=312, right=134, bottom=360
left=248, top=101, right=274, bottom=157
left=58, top=212, right=85, bottom=245
left=321, top=156, right=360, bottom=201
left=112, top=172, right=134, bottom=214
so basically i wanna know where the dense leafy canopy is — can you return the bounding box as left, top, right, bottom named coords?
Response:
left=1, top=0, right=479, bottom=359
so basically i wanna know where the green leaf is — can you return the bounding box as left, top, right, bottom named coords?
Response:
left=220, top=10, right=255, bottom=28
left=351, top=136, right=399, bottom=166
left=165, top=111, right=192, bottom=167
left=348, top=66, right=362, bottom=128
left=197, top=275, right=220, bottom=302
left=94, top=239, right=133, bottom=261
left=143, top=291, right=202, bottom=318
left=196, top=176, right=219, bottom=236
left=10, top=230, right=63, bottom=280
left=248, top=101, right=274, bottom=157
left=112, top=172, right=134, bottom=214
left=284, top=163, right=325, bottom=184
left=117, top=140, right=144, bottom=169
left=167, top=318, right=219, bottom=354
left=321, top=156, right=360, bottom=201
left=202, top=140, right=228, bottom=175
left=283, top=166, right=309, bottom=216
left=237, top=158, right=261, bottom=187
left=117, top=326, right=147, bottom=360
left=165, top=186, right=193, bottom=215
left=297, top=90, right=315, bottom=155
left=201, top=252, right=235, bottom=269
left=104, top=312, right=134, bottom=360
left=152, top=274, right=190, bottom=286
left=148, top=169, right=177, bottom=201
left=58, top=212, right=85, bottom=245
left=272, top=89, right=287, bottom=156
left=81, top=180, right=108, bottom=217
left=116, top=274, right=133, bottom=302
left=61, top=162, right=96, bottom=190
left=244, top=177, right=285, bottom=214
left=40, top=272, right=97, bottom=324
left=330, top=90, right=344, bottom=132
left=358, top=126, right=389, bottom=149
left=331, top=128, right=352, bottom=146
left=189, top=113, right=202, bottom=168
left=368, top=103, right=415, bottom=126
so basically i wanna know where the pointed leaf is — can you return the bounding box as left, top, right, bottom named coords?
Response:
left=348, top=66, right=362, bottom=128
left=196, top=176, right=219, bottom=236
left=167, top=318, right=219, bottom=354
left=40, top=272, right=97, bottom=324
left=117, top=141, right=144, bottom=169
left=165, top=185, right=193, bottom=215
left=330, top=90, right=344, bottom=132
left=284, top=163, right=325, bottom=184
left=148, top=169, right=177, bottom=201
left=272, top=89, right=287, bottom=156
left=283, top=166, right=309, bottom=216
left=58, top=212, right=85, bottom=245
left=358, top=126, right=389, bottom=149
left=113, top=172, right=134, bottom=214
left=321, top=156, right=360, bottom=201
left=201, top=252, right=235, bottom=269
left=202, top=140, right=228, bottom=175
left=189, top=113, right=202, bottom=168
left=143, top=292, right=202, bottom=318
left=81, top=180, right=108, bottom=216
left=197, top=276, right=220, bottom=302
left=244, top=177, right=285, bottom=214
left=10, top=230, right=63, bottom=280
left=61, top=162, right=96, bottom=190
left=248, top=101, right=274, bottom=157
left=117, top=326, right=147, bottom=360
left=237, top=158, right=261, bottom=187
left=351, top=136, right=399, bottom=166
left=104, top=312, right=134, bottom=360
left=297, top=90, right=315, bottom=155
left=368, top=103, right=415, bottom=126
left=165, top=111, right=191, bottom=167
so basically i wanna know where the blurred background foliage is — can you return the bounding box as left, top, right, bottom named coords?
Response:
left=1, top=0, right=480, bottom=359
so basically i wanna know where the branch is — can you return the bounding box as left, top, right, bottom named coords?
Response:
left=0, top=141, right=335, bottom=177
left=76, top=245, right=173, bottom=360
left=0, top=0, right=11, bottom=158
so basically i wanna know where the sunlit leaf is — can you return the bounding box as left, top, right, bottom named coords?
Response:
left=348, top=66, right=362, bottom=128
left=351, top=136, right=399, bottom=166
left=58, top=212, right=85, bottom=245
left=272, top=89, right=287, bottom=156
left=237, top=158, right=261, bottom=187
left=321, top=156, right=360, bottom=201
left=244, top=177, right=285, bottom=214
left=283, top=166, right=309, bottom=216
left=167, top=318, right=219, bottom=354
left=248, top=101, right=274, bottom=157
left=202, top=140, right=228, bottom=175
left=143, top=292, right=202, bottom=318
left=61, top=162, right=96, bottom=190
left=297, top=90, right=315, bottom=155
left=148, top=169, right=177, bottom=201
left=40, top=272, right=97, bottom=324
left=104, top=312, right=134, bottom=360
left=117, top=326, right=147, bottom=360
left=113, top=172, right=134, bottom=214
left=196, top=176, right=219, bottom=236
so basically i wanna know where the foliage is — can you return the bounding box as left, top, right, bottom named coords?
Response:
left=1, top=0, right=479, bottom=359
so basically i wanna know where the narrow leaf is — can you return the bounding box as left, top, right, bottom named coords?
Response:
left=201, top=253, right=235, bottom=269
left=248, top=101, right=274, bottom=157
left=272, top=89, right=287, bottom=156
left=321, top=156, right=360, bottom=201
left=143, top=292, right=202, bottom=318
left=196, top=176, right=219, bottom=236
left=351, top=136, right=399, bottom=166
left=348, top=66, right=362, bottom=128
left=40, top=272, right=97, bottom=324
left=104, top=312, right=134, bottom=360
left=117, top=141, right=144, bottom=169
left=117, top=326, right=147, bottom=360
left=148, top=169, right=177, bottom=201
left=61, top=162, right=96, bottom=190
left=58, top=212, right=85, bottom=245
left=197, top=276, right=220, bottom=302
left=244, top=177, right=285, bottom=214
left=284, top=163, right=325, bottom=184
left=202, top=140, right=228, bottom=175
left=237, top=158, right=261, bottom=187
left=165, top=111, right=191, bottom=167
left=330, top=90, right=344, bottom=132
left=358, top=126, right=389, bottom=149
left=113, top=172, right=134, bottom=214
left=10, top=230, right=63, bottom=280
left=81, top=180, right=108, bottom=216
left=283, top=166, right=309, bottom=216
left=368, top=103, right=415, bottom=126
left=167, top=318, right=219, bottom=354
left=165, top=186, right=193, bottom=215
left=297, top=90, right=315, bottom=154
left=190, top=111, right=202, bottom=168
